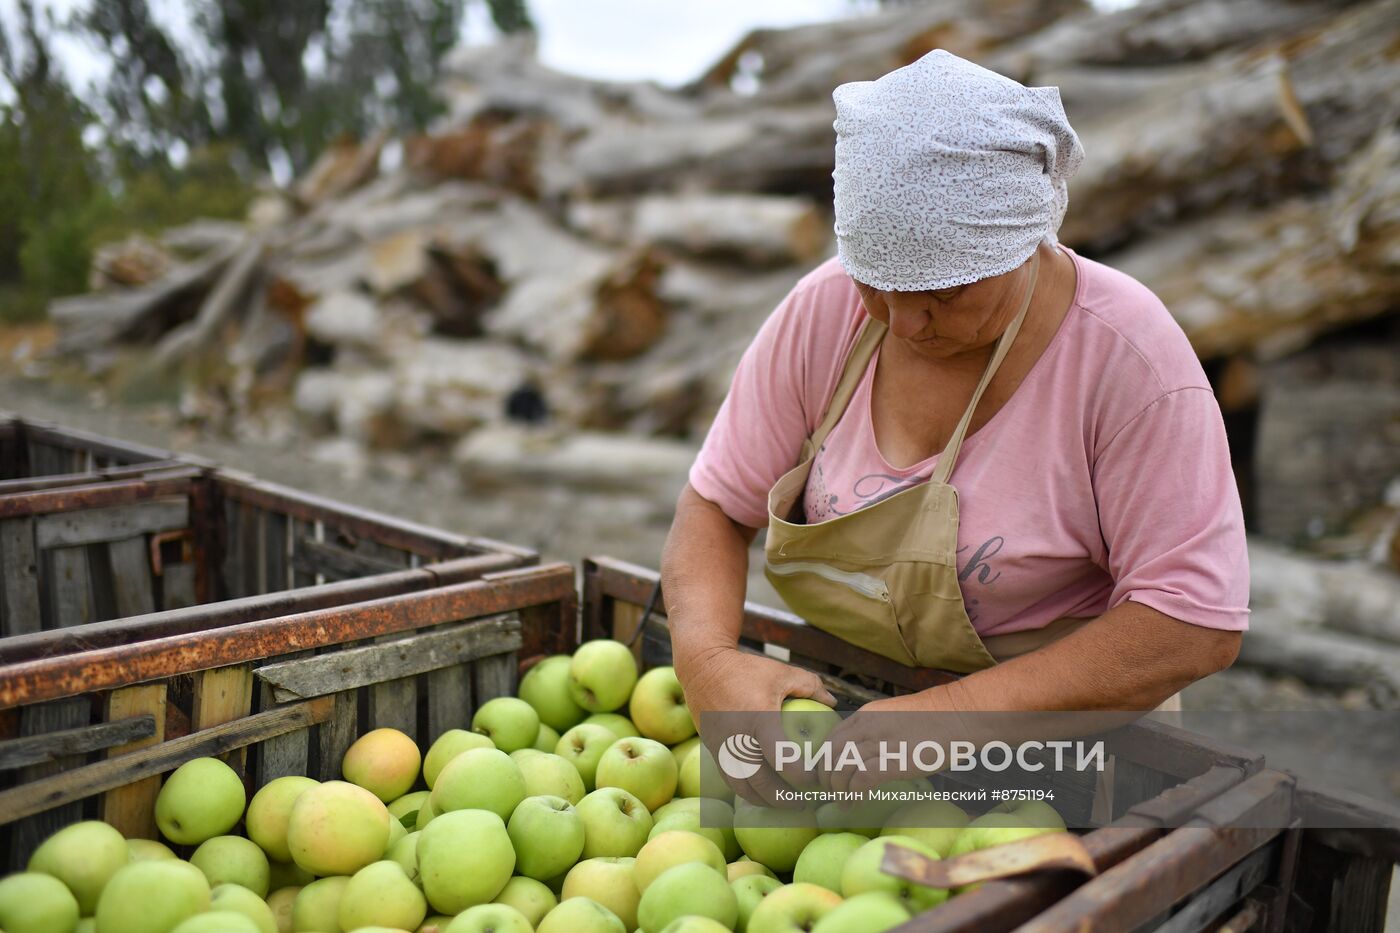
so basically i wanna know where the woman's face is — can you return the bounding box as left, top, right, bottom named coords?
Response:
left=852, top=257, right=1032, bottom=362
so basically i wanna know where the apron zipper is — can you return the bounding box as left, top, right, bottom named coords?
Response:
left=766, top=561, right=891, bottom=602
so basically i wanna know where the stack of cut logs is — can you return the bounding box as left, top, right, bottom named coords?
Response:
left=42, top=0, right=1400, bottom=697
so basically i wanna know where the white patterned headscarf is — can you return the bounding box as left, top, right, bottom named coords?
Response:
left=832, top=49, right=1084, bottom=291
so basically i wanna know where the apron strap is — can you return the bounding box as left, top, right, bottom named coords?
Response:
left=803, top=316, right=888, bottom=460
left=931, top=250, right=1041, bottom=486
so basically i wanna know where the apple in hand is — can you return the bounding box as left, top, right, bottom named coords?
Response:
left=27, top=819, right=128, bottom=915
left=568, top=641, right=639, bottom=713
left=473, top=697, right=542, bottom=754
left=418, top=809, right=516, bottom=914
left=636, top=863, right=737, bottom=933
left=520, top=655, right=588, bottom=732
left=155, top=757, right=247, bottom=845
left=423, top=729, right=496, bottom=789
left=537, top=896, right=626, bottom=933
left=576, top=787, right=655, bottom=858
left=810, top=892, right=910, bottom=933
left=634, top=831, right=726, bottom=892
left=562, top=857, right=641, bottom=931
left=732, top=874, right=781, bottom=932
left=556, top=723, right=618, bottom=790
left=494, top=876, right=557, bottom=927
left=511, top=749, right=587, bottom=804
left=629, top=667, right=696, bottom=746
left=793, top=832, right=866, bottom=893
left=509, top=795, right=587, bottom=881
left=780, top=699, right=840, bottom=748
left=431, top=747, right=527, bottom=821
left=841, top=835, right=947, bottom=912
left=595, top=737, right=677, bottom=812
left=445, top=903, right=533, bottom=933
left=0, top=872, right=80, bottom=933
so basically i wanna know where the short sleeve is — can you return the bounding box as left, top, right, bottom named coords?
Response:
left=1094, top=387, right=1250, bottom=631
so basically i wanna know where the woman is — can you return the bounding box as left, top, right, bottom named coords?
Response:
left=661, top=51, right=1248, bottom=800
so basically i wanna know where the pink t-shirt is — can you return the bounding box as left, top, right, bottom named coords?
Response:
left=690, top=246, right=1249, bottom=637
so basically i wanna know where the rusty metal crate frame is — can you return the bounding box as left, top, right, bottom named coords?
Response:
left=0, top=413, right=203, bottom=494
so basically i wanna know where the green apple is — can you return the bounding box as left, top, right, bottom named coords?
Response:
left=636, top=863, right=737, bottom=933
left=746, top=883, right=842, bottom=933
left=732, top=874, right=781, bottom=933
left=679, top=744, right=732, bottom=803
left=155, top=757, right=247, bottom=846
left=431, top=747, right=527, bottom=821
left=418, top=809, right=515, bottom=914
left=583, top=713, right=639, bottom=740
left=732, top=800, right=820, bottom=874
left=634, top=831, right=726, bottom=892
left=556, top=724, right=618, bottom=790
left=988, top=799, right=1068, bottom=831
left=0, top=871, right=80, bottom=933
left=879, top=800, right=969, bottom=857
left=508, top=795, right=586, bottom=880
left=444, top=903, right=532, bottom=933
left=419, top=916, right=455, bottom=933
left=561, top=858, right=639, bottom=931
left=473, top=697, right=542, bottom=753
left=947, top=812, right=1062, bottom=858
left=28, top=819, right=128, bottom=915
left=670, top=736, right=702, bottom=769
left=267, top=860, right=313, bottom=891
left=595, top=737, right=677, bottom=812
left=780, top=699, right=840, bottom=749
left=209, top=884, right=277, bottom=933
left=840, top=836, right=947, bottom=911
left=628, top=667, right=696, bottom=746
left=389, top=789, right=432, bottom=829
left=387, top=831, right=421, bottom=883
left=126, top=837, right=177, bottom=861
left=342, top=728, right=422, bottom=802
left=265, top=886, right=300, bottom=933
left=286, top=780, right=391, bottom=877
left=169, top=911, right=260, bottom=932
left=576, top=787, right=655, bottom=858
left=537, top=896, right=625, bottom=933
left=246, top=776, right=318, bottom=863
left=649, top=797, right=739, bottom=861
left=338, top=860, right=427, bottom=932
left=659, top=919, right=734, bottom=933
left=810, top=892, right=909, bottom=933
left=511, top=749, right=587, bottom=804
left=568, top=641, right=639, bottom=713
left=728, top=858, right=777, bottom=883
left=291, top=876, right=349, bottom=933
left=493, top=876, right=556, bottom=927
left=95, top=860, right=210, bottom=933
left=77, top=919, right=97, bottom=933
left=793, top=832, right=865, bottom=893
left=520, top=655, right=589, bottom=732
left=191, top=835, right=270, bottom=897
left=423, top=729, right=495, bottom=789
left=534, top=723, right=562, bottom=752
left=416, top=794, right=440, bottom=831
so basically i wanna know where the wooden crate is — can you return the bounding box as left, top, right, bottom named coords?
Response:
left=0, top=413, right=198, bottom=494
left=0, top=561, right=577, bottom=868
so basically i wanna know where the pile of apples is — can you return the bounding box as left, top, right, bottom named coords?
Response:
left=0, top=639, right=1067, bottom=933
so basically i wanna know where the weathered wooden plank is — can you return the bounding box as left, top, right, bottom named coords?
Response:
left=256, top=615, right=522, bottom=702
left=161, top=560, right=198, bottom=611
left=255, top=676, right=309, bottom=785
left=292, top=536, right=403, bottom=582
left=0, top=696, right=332, bottom=825
left=9, top=698, right=91, bottom=869
left=242, top=506, right=265, bottom=596
left=368, top=673, right=418, bottom=737
left=34, top=499, right=189, bottom=549
left=0, top=518, right=41, bottom=637
left=101, top=685, right=167, bottom=839
left=263, top=512, right=289, bottom=594
left=473, top=650, right=518, bottom=707
left=316, top=691, right=358, bottom=781
left=289, top=519, right=317, bottom=588
left=49, top=546, right=93, bottom=629
left=0, top=714, right=155, bottom=769
left=107, top=535, right=156, bottom=618
left=220, top=497, right=242, bottom=597
left=192, top=666, right=254, bottom=771
left=611, top=600, right=647, bottom=671
left=1152, top=840, right=1274, bottom=933
left=427, top=663, right=474, bottom=740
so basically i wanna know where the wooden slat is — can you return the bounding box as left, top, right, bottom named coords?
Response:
left=473, top=650, right=517, bottom=706
left=256, top=616, right=522, bottom=702
left=101, top=685, right=167, bottom=839
left=0, top=518, right=41, bottom=636
left=108, top=536, right=156, bottom=618
left=263, top=512, right=289, bottom=594
left=289, top=518, right=317, bottom=588
left=611, top=601, right=647, bottom=671
left=161, top=561, right=198, bottom=611
left=255, top=675, right=308, bottom=785
left=0, top=714, right=154, bottom=769
left=192, top=666, right=254, bottom=771
left=9, top=699, right=91, bottom=869
left=1153, top=842, right=1275, bottom=933
left=34, top=500, right=189, bottom=549
left=0, top=696, right=332, bottom=825
left=49, top=546, right=93, bottom=628
left=316, top=691, right=358, bottom=782
left=427, top=663, right=473, bottom=740
left=242, top=505, right=265, bottom=596
left=292, top=536, right=403, bottom=581
left=368, top=651, right=419, bottom=736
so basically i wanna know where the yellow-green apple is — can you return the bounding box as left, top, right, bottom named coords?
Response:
left=473, top=697, right=542, bottom=753
left=637, top=863, right=737, bottom=933
left=841, top=836, right=947, bottom=911
left=728, top=858, right=777, bottom=882
left=649, top=797, right=739, bottom=861
left=338, top=860, right=427, bottom=932
left=732, top=874, right=782, bottom=932
left=126, top=838, right=177, bottom=861
left=988, top=799, right=1067, bottom=831
left=0, top=872, right=79, bottom=933
left=155, top=757, right=246, bottom=845
left=246, top=776, right=318, bottom=863
left=568, top=641, right=639, bottom=713
left=420, top=916, right=454, bottom=933
left=444, top=903, right=532, bottom=933
left=793, top=832, right=865, bottom=893
left=267, top=860, right=313, bottom=891
left=169, top=910, right=260, bottom=932
left=746, top=883, right=842, bottom=933
left=536, top=897, right=625, bottom=933
left=431, top=747, right=527, bottom=821
left=634, top=831, right=726, bottom=892
left=562, top=857, right=640, bottom=930
left=95, top=860, right=210, bottom=933
left=493, top=876, right=556, bottom=927
left=510, top=749, right=586, bottom=804
left=387, top=831, right=421, bottom=883
left=265, top=886, right=299, bottom=933
left=732, top=800, right=821, bottom=874
left=670, top=736, right=701, bottom=768
left=555, top=724, right=618, bottom=790
left=520, top=655, right=588, bottom=732
left=286, top=780, right=391, bottom=877
left=810, top=892, right=909, bottom=933
left=628, top=667, right=696, bottom=746
left=423, top=729, right=495, bottom=789
left=208, top=884, right=277, bottom=933
left=342, top=728, right=421, bottom=802
left=534, top=723, right=562, bottom=752
left=418, top=809, right=515, bottom=914
left=879, top=800, right=969, bottom=857
left=659, top=919, right=733, bottom=933
left=291, top=876, right=349, bottom=933
left=947, top=811, right=1063, bottom=859
left=583, top=713, right=639, bottom=740
left=508, top=795, right=586, bottom=880
left=27, top=819, right=128, bottom=914
left=576, top=787, right=654, bottom=858
left=389, top=790, right=432, bottom=828
left=595, top=737, right=677, bottom=812
left=682, top=744, right=734, bottom=803
left=416, top=795, right=440, bottom=831
left=191, top=836, right=270, bottom=897
left=780, top=699, right=840, bottom=749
